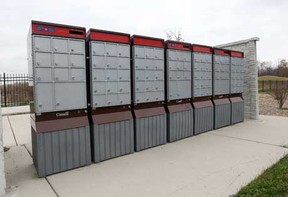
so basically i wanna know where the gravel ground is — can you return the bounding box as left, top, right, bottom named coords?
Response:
left=259, top=93, right=288, bottom=117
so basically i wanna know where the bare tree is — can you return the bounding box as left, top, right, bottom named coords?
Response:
left=277, top=59, right=288, bottom=77
left=269, top=84, right=288, bottom=109
left=258, top=61, right=275, bottom=76
left=166, top=29, right=184, bottom=41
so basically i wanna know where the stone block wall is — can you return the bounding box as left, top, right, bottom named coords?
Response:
left=216, top=38, right=260, bottom=119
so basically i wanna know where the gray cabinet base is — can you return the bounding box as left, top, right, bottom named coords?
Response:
left=92, top=119, right=134, bottom=163
left=214, top=98, right=231, bottom=129
left=135, top=114, right=167, bottom=152
left=167, top=104, right=193, bottom=142
left=231, top=97, right=244, bottom=124
left=194, top=105, right=214, bottom=135
left=32, top=126, right=91, bottom=177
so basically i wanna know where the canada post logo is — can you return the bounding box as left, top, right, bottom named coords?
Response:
left=169, top=43, right=177, bottom=47
left=36, top=25, right=55, bottom=32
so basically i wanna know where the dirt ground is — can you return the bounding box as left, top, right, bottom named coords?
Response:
left=259, top=93, right=288, bottom=117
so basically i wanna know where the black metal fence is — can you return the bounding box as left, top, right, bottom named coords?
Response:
left=0, top=73, right=30, bottom=107
left=258, top=80, right=288, bottom=92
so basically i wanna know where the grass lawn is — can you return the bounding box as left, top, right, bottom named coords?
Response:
left=258, top=75, right=288, bottom=81
left=237, top=154, right=288, bottom=197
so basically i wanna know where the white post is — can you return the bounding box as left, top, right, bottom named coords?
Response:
left=0, top=90, right=6, bottom=195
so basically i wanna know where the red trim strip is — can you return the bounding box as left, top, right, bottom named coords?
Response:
left=213, top=48, right=230, bottom=56
left=191, top=45, right=212, bottom=53
left=133, top=35, right=164, bottom=47
left=166, top=41, right=190, bottom=51
left=89, top=30, right=130, bottom=44
left=32, top=23, right=85, bottom=39
left=230, top=51, right=244, bottom=58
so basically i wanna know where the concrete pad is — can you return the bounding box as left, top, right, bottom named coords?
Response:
left=2, top=116, right=17, bottom=147
left=4, top=146, right=56, bottom=197
left=2, top=106, right=30, bottom=116
left=47, top=132, right=288, bottom=197
left=8, top=114, right=30, bottom=145
left=209, top=115, right=288, bottom=147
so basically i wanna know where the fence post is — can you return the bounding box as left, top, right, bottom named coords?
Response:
left=269, top=80, right=271, bottom=91
left=3, top=73, right=6, bottom=107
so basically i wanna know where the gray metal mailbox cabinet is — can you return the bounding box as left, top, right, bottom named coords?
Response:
left=87, top=29, right=134, bottom=162
left=230, top=51, right=245, bottom=124
left=132, top=35, right=167, bottom=151
left=191, top=45, right=214, bottom=135
left=165, top=41, right=193, bottom=142
left=28, top=21, right=91, bottom=177
left=213, top=48, right=231, bottom=129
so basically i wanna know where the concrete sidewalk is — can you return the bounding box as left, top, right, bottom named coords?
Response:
left=2, top=113, right=288, bottom=197
left=1, top=105, right=30, bottom=116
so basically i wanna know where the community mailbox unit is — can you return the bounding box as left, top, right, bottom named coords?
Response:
left=213, top=48, right=231, bottom=129
left=27, top=20, right=247, bottom=177
left=165, top=41, right=193, bottom=142
left=132, top=35, right=167, bottom=151
left=86, top=29, right=134, bottom=162
left=230, top=50, right=245, bottom=124
left=191, top=45, right=214, bottom=134
left=28, top=21, right=91, bottom=177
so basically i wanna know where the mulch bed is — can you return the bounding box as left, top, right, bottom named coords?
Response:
left=259, top=93, right=288, bottom=117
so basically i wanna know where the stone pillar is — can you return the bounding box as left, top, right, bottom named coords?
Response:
left=216, top=37, right=260, bottom=120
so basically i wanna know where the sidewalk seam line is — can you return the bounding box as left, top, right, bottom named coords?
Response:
left=23, top=144, right=32, bottom=158
left=22, top=145, right=59, bottom=197
left=7, top=116, right=18, bottom=146
left=207, top=132, right=288, bottom=149
left=46, top=178, right=60, bottom=197
left=2, top=112, right=30, bottom=116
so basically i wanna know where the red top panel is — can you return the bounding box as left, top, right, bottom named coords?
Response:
left=166, top=40, right=190, bottom=51
left=88, top=29, right=130, bottom=44
left=191, top=44, right=213, bottom=53
left=132, top=35, right=164, bottom=47
left=213, top=48, right=230, bottom=56
left=230, top=51, right=244, bottom=58
left=32, top=21, right=85, bottom=39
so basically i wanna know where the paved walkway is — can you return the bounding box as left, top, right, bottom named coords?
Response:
left=1, top=105, right=30, bottom=116
left=2, top=112, right=288, bottom=197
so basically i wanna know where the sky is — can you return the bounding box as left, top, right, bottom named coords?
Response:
left=0, top=0, right=287, bottom=73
